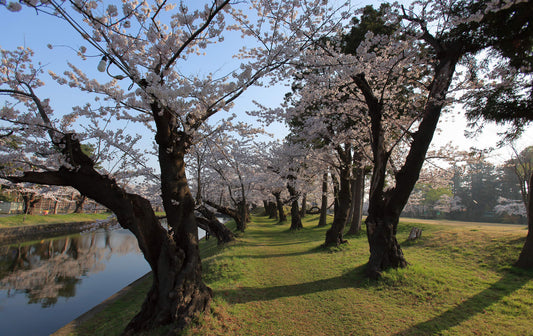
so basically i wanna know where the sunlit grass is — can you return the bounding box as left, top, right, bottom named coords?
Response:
left=62, top=215, right=533, bottom=336
left=0, top=213, right=111, bottom=228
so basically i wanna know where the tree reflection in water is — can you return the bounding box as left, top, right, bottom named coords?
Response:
left=0, top=228, right=141, bottom=307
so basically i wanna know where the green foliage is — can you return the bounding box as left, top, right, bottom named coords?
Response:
left=341, top=4, right=398, bottom=55
left=451, top=157, right=502, bottom=221
left=461, top=0, right=533, bottom=138
left=424, top=187, right=452, bottom=204
left=414, top=183, right=452, bottom=206
left=475, top=0, right=533, bottom=71
left=0, top=190, right=16, bottom=202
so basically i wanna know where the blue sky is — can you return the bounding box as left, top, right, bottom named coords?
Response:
left=1, top=1, right=531, bottom=165
left=0, top=3, right=290, bottom=139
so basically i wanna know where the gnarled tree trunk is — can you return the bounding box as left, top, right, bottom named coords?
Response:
left=126, top=129, right=211, bottom=335
left=196, top=205, right=235, bottom=245
left=9, top=164, right=209, bottom=334
left=205, top=200, right=246, bottom=232
left=74, top=194, right=86, bottom=213
left=353, top=44, right=462, bottom=279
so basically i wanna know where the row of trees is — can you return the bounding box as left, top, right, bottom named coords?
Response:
left=270, top=0, right=533, bottom=278
left=0, top=0, right=531, bottom=334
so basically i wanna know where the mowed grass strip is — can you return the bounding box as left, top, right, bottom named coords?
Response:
left=0, top=213, right=111, bottom=228
left=66, top=215, right=533, bottom=336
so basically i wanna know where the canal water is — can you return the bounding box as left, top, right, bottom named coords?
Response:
left=0, top=226, right=151, bottom=336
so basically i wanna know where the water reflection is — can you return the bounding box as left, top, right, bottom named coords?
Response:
left=0, top=228, right=142, bottom=307
left=0, top=228, right=150, bottom=336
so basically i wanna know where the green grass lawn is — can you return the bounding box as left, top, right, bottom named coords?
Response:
left=0, top=213, right=111, bottom=228
left=65, top=215, right=533, bottom=336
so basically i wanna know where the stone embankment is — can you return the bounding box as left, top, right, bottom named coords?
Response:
left=0, top=217, right=118, bottom=245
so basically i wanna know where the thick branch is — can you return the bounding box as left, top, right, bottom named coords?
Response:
left=205, top=200, right=239, bottom=219
left=196, top=205, right=235, bottom=244
left=400, top=6, right=443, bottom=54
left=4, top=171, right=67, bottom=186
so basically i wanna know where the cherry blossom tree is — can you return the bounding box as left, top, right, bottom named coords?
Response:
left=350, top=0, right=533, bottom=278
left=494, top=197, right=527, bottom=218
left=254, top=141, right=290, bottom=222
left=0, top=0, right=343, bottom=332
left=273, top=0, right=532, bottom=277
left=282, top=65, right=372, bottom=243
left=266, top=140, right=319, bottom=230
left=198, top=131, right=261, bottom=232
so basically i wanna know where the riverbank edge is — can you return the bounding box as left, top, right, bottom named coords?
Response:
left=49, top=218, right=228, bottom=335
left=51, top=272, right=152, bottom=336
left=0, top=217, right=118, bottom=245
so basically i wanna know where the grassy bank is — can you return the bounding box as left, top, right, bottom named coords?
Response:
left=0, top=213, right=111, bottom=228
left=64, top=215, right=532, bottom=335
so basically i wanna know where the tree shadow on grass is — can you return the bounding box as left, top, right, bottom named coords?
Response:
left=394, top=268, right=532, bottom=335
left=228, top=245, right=324, bottom=260
left=217, top=265, right=368, bottom=304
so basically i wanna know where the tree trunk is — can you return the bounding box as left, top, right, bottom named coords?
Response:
left=365, top=212, right=407, bottom=279
left=324, top=145, right=352, bottom=246
left=346, top=167, right=364, bottom=236
left=125, top=130, right=211, bottom=334
left=318, top=173, right=328, bottom=227
left=238, top=200, right=248, bottom=231
left=287, top=184, right=303, bottom=230
left=268, top=201, right=278, bottom=219
left=262, top=200, right=269, bottom=216
left=346, top=179, right=355, bottom=227
left=300, top=193, right=307, bottom=218
left=196, top=205, right=235, bottom=245
left=332, top=173, right=340, bottom=220
left=53, top=200, right=59, bottom=214
left=516, top=173, right=533, bottom=268
left=274, top=191, right=287, bottom=223
left=124, top=196, right=211, bottom=335
left=22, top=194, right=39, bottom=216
left=22, top=196, right=30, bottom=215
left=239, top=200, right=251, bottom=224
left=290, top=198, right=303, bottom=230
left=74, top=194, right=86, bottom=213
left=353, top=44, right=462, bottom=278
left=8, top=165, right=210, bottom=334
